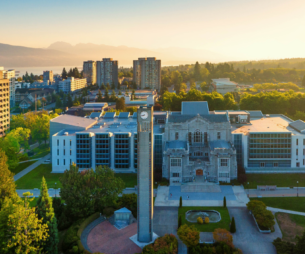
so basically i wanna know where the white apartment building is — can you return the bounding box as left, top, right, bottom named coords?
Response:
left=0, top=67, right=16, bottom=106
left=59, top=77, right=87, bottom=93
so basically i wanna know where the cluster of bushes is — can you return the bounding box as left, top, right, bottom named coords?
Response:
left=273, top=233, right=305, bottom=254
left=189, top=242, right=242, bottom=254
left=141, top=234, right=178, bottom=254
left=246, top=200, right=275, bottom=230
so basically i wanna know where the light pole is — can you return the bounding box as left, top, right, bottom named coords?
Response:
left=55, top=182, right=57, bottom=198
left=297, top=181, right=299, bottom=197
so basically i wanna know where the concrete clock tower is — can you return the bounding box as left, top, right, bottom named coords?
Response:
left=137, top=106, right=154, bottom=242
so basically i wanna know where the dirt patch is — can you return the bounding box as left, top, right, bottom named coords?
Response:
left=276, top=213, right=304, bottom=243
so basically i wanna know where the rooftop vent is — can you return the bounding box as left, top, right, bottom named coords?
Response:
left=64, top=132, right=69, bottom=135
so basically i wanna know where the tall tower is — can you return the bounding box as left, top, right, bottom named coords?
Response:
left=137, top=106, right=154, bottom=242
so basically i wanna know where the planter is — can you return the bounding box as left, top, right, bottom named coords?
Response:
left=251, top=212, right=271, bottom=234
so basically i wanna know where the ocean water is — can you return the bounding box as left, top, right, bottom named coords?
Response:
left=6, top=66, right=82, bottom=77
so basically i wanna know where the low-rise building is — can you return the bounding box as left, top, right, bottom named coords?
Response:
left=211, top=78, right=238, bottom=95
left=16, top=88, right=55, bottom=109
left=58, top=77, right=87, bottom=93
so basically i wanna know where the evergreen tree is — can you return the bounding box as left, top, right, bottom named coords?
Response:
left=101, top=83, right=105, bottom=90
left=302, top=75, right=305, bottom=88
left=106, top=83, right=110, bottom=90
left=178, top=215, right=182, bottom=229
left=118, top=90, right=122, bottom=95
left=67, top=68, right=73, bottom=78
left=67, top=94, right=73, bottom=107
left=116, top=97, right=125, bottom=111
left=97, top=90, right=103, bottom=102
left=111, top=82, right=115, bottom=90
left=104, top=88, right=109, bottom=101
left=223, top=196, right=226, bottom=208
left=36, top=177, right=59, bottom=254
left=194, top=61, right=201, bottom=81
left=62, top=68, right=68, bottom=79
left=0, top=149, right=16, bottom=210
left=230, top=217, right=236, bottom=233
left=117, top=82, right=121, bottom=90
left=179, top=196, right=182, bottom=208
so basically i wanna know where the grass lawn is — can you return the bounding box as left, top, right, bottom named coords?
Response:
left=276, top=212, right=305, bottom=243
left=250, top=197, right=305, bottom=213
left=10, top=161, right=36, bottom=175
left=115, top=173, right=137, bottom=188
left=245, top=174, right=305, bottom=189
left=30, top=144, right=50, bottom=159
left=15, top=164, right=62, bottom=189
left=178, top=206, right=231, bottom=232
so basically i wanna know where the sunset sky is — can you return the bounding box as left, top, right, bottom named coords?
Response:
left=1, top=0, right=305, bottom=60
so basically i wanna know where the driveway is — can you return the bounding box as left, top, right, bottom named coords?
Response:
left=228, top=207, right=282, bottom=254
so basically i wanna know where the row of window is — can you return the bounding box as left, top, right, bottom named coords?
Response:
left=57, top=139, right=72, bottom=146
left=250, top=144, right=291, bottom=148
left=170, top=158, right=182, bottom=167
left=57, top=149, right=72, bottom=156
left=57, top=159, right=72, bottom=165
left=250, top=134, right=291, bottom=138
left=220, top=159, right=228, bottom=167
left=219, top=172, right=229, bottom=178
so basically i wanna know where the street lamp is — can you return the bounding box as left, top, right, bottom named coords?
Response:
left=297, top=181, right=299, bottom=197
left=55, top=182, right=57, bottom=198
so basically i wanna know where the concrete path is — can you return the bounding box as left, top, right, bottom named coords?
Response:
left=267, top=207, right=305, bottom=216
left=228, top=207, right=281, bottom=254
left=14, top=153, right=50, bottom=181
left=247, top=188, right=305, bottom=198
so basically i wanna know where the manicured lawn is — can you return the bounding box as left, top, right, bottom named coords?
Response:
left=250, top=197, right=305, bottom=213
left=178, top=206, right=230, bottom=232
left=30, top=144, right=50, bottom=159
left=276, top=212, right=305, bottom=243
left=10, top=161, right=36, bottom=175
left=15, top=164, right=62, bottom=189
left=115, top=173, right=137, bottom=188
left=245, top=174, right=305, bottom=189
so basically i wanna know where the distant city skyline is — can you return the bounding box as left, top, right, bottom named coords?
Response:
left=1, top=0, right=305, bottom=61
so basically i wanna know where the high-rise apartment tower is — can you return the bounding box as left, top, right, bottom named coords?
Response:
left=96, top=58, right=118, bottom=88
left=133, top=58, right=161, bottom=90
left=83, top=60, right=96, bottom=85
left=137, top=106, right=154, bottom=242
left=0, top=70, right=10, bottom=137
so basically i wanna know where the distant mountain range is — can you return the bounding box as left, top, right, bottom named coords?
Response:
left=0, top=41, right=231, bottom=68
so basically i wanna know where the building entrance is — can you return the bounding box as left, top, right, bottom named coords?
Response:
left=196, top=169, right=203, bottom=176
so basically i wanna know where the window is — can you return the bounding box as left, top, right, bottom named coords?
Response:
left=70, top=159, right=72, bottom=165
left=171, top=158, right=182, bottom=167
left=260, top=162, right=265, bottom=167
left=296, top=149, right=298, bottom=156
left=204, top=132, right=208, bottom=143
left=220, top=159, right=228, bottom=167
left=63, top=149, right=65, bottom=155
left=303, top=139, right=305, bottom=145
left=296, top=162, right=300, bottom=167
left=70, top=149, right=72, bottom=155
left=188, top=132, right=192, bottom=144
left=57, top=140, right=59, bottom=146
left=217, top=132, right=221, bottom=140
left=194, top=131, right=202, bottom=143
left=175, top=132, right=179, bottom=140
left=297, top=139, right=299, bottom=146
left=303, top=149, right=305, bottom=156
left=273, top=162, right=278, bottom=167
left=219, top=172, right=229, bottom=178
left=303, top=159, right=305, bottom=165
left=70, top=140, right=72, bottom=146
left=63, top=159, right=65, bottom=165
left=57, top=159, right=59, bottom=165
left=194, top=151, right=202, bottom=156
left=205, top=152, right=209, bottom=157
left=172, top=173, right=180, bottom=177
left=63, top=140, right=65, bottom=146
left=57, top=149, right=59, bottom=156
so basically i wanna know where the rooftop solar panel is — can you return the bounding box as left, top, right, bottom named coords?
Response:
left=118, top=112, right=130, bottom=118
left=104, top=112, right=116, bottom=118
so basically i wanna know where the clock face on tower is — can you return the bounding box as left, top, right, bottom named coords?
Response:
left=140, top=111, right=148, bottom=119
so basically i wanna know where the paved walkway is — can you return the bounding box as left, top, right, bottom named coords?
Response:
left=267, top=207, right=305, bottom=216
left=14, top=153, right=50, bottom=181
left=247, top=188, right=305, bottom=198
left=18, top=158, right=40, bottom=163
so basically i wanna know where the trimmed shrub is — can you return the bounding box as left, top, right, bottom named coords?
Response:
left=230, top=217, right=236, bottom=233
left=77, top=212, right=100, bottom=238
left=204, top=217, right=209, bottom=224
left=71, top=246, right=78, bottom=253
left=223, top=196, right=226, bottom=208
left=103, top=207, right=115, bottom=217
left=179, top=196, right=182, bottom=208
left=197, top=217, right=203, bottom=224
left=178, top=215, right=182, bottom=229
